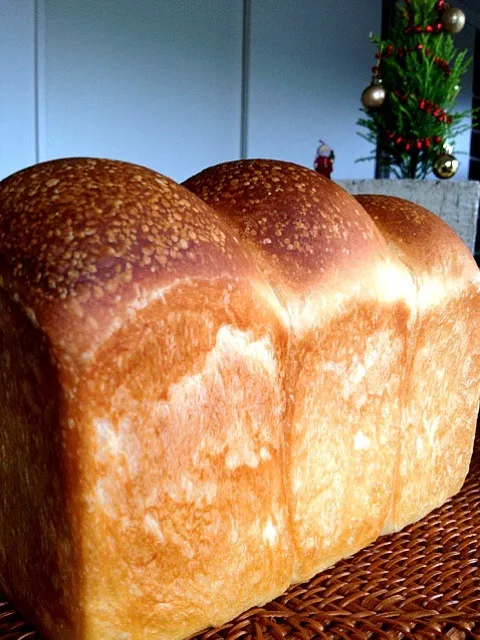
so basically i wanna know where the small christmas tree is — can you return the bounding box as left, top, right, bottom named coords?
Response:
left=357, top=0, right=477, bottom=179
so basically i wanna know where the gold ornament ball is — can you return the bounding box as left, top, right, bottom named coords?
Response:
left=441, top=6, right=466, bottom=34
left=433, top=154, right=459, bottom=179
left=361, top=84, right=386, bottom=109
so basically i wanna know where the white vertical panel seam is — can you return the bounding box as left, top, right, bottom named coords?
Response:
left=34, top=0, right=46, bottom=163
left=240, top=0, right=251, bottom=159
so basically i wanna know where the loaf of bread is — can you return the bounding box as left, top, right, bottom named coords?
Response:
left=0, top=157, right=478, bottom=640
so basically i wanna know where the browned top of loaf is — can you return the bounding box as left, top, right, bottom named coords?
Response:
left=356, top=195, right=478, bottom=282
left=184, top=160, right=392, bottom=295
left=0, top=158, right=254, bottom=320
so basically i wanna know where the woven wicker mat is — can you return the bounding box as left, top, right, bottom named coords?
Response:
left=2, top=438, right=480, bottom=640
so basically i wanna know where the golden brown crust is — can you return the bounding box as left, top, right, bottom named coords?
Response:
left=184, top=160, right=393, bottom=302
left=355, top=194, right=478, bottom=282
left=0, top=158, right=236, bottom=298
left=0, top=291, right=79, bottom=638
left=356, top=194, right=480, bottom=532
left=76, top=280, right=292, bottom=638
left=1, top=161, right=479, bottom=640
left=0, top=158, right=262, bottom=359
left=185, top=160, right=416, bottom=584
left=0, top=158, right=293, bottom=639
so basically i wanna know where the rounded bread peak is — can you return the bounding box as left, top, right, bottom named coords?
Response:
left=355, top=194, right=479, bottom=282
left=0, top=157, right=246, bottom=308
left=183, top=159, right=393, bottom=291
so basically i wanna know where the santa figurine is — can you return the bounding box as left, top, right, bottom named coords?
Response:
left=314, top=140, right=335, bottom=179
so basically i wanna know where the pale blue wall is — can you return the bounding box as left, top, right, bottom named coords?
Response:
left=0, top=1, right=36, bottom=178
left=42, top=0, right=244, bottom=182
left=247, top=0, right=382, bottom=179
left=0, top=0, right=475, bottom=183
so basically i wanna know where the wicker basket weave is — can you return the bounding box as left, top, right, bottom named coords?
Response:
left=2, top=437, right=480, bottom=640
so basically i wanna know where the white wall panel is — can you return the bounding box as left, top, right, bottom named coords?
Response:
left=247, top=0, right=383, bottom=179
left=0, top=0, right=36, bottom=180
left=42, top=0, right=243, bottom=182
left=2, top=1, right=474, bottom=183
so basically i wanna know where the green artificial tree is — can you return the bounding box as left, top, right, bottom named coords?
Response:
left=357, top=0, right=477, bottom=179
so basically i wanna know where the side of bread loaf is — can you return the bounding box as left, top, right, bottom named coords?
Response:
left=0, top=289, right=79, bottom=637
left=356, top=195, right=480, bottom=532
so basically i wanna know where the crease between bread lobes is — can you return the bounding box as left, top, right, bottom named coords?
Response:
left=0, top=157, right=478, bottom=640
